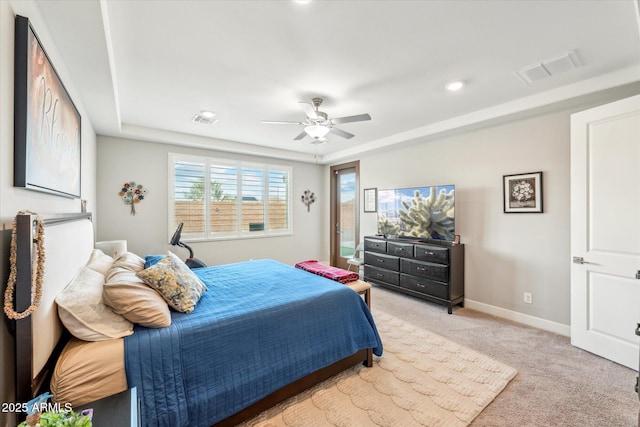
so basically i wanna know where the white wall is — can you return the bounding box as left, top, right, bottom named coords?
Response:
left=96, top=136, right=327, bottom=266
left=352, top=109, right=573, bottom=328
left=0, top=1, right=97, bottom=425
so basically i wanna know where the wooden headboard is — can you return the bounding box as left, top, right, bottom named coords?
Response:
left=13, top=212, right=94, bottom=405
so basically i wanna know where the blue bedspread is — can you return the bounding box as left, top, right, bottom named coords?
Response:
left=124, top=259, right=382, bottom=427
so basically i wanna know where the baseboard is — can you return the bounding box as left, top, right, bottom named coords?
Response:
left=464, top=299, right=571, bottom=337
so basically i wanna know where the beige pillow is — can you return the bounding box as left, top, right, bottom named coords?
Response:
left=56, top=267, right=133, bottom=341
left=103, top=266, right=171, bottom=328
left=112, top=251, right=145, bottom=273
left=85, top=249, right=114, bottom=276
left=136, top=251, right=207, bottom=313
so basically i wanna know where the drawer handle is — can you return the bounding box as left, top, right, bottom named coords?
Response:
left=377, top=259, right=384, bottom=263
left=376, top=273, right=383, bottom=277
left=425, top=251, right=434, bottom=256
left=417, top=267, right=425, bottom=271
left=416, top=283, right=426, bottom=289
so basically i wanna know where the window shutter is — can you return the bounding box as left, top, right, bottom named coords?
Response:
left=171, top=154, right=292, bottom=240
left=268, top=169, right=289, bottom=231
left=210, top=164, right=238, bottom=234
left=241, top=167, right=265, bottom=232
left=174, top=160, right=206, bottom=235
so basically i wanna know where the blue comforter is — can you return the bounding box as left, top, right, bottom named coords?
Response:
left=124, top=259, right=382, bottom=427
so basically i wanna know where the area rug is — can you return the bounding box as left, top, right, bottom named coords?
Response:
left=240, top=311, right=518, bottom=427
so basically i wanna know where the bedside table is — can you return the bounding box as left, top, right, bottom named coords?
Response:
left=76, top=387, right=140, bottom=427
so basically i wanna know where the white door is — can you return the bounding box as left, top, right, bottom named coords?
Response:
left=570, top=94, right=640, bottom=369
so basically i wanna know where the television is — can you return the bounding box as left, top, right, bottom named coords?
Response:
left=377, top=185, right=455, bottom=241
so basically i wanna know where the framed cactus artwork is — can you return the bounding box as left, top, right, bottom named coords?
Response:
left=503, top=171, right=543, bottom=213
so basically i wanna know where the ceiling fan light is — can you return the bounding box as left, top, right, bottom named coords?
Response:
left=304, top=124, right=330, bottom=138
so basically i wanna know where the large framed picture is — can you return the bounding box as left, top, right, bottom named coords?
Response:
left=503, top=171, right=543, bottom=213
left=14, top=15, right=81, bottom=198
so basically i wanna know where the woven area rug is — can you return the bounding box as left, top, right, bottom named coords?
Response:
left=240, top=311, right=518, bottom=427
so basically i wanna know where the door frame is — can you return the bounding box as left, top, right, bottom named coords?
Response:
left=329, top=161, right=360, bottom=267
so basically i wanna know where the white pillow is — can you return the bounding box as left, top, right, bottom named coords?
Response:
left=56, top=267, right=133, bottom=341
left=85, top=249, right=114, bottom=276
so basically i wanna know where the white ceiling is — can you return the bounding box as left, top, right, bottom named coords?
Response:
left=35, top=0, right=640, bottom=164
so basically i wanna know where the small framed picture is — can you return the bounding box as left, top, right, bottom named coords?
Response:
left=503, top=172, right=543, bottom=213
left=363, top=188, right=377, bottom=213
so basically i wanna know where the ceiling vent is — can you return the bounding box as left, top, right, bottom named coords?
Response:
left=516, top=50, right=581, bottom=84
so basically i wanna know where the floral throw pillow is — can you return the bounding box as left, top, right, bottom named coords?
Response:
left=136, top=251, right=207, bottom=313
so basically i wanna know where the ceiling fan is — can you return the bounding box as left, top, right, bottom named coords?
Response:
left=261, top=97, right=371, bottom=143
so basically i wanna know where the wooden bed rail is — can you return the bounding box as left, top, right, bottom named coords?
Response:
left=215, top=348, right=373, bottom=426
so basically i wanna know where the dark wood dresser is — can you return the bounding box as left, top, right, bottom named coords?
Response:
left=363, top=236, right=464, bottom=314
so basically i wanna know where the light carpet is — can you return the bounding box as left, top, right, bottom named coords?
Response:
left=240, top=311, right=517, bottom=427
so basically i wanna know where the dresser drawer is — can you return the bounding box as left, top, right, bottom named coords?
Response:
left=387, top=241, right=414, bottom=258
left=364, top=238, right=387, bottom=254
left=365, top=265, right=400, bottom=286
left=365, top=252, right=399, bottom=271
left=400, top=274, right=448, bottom=299
left=400, top=258, right=448, bottom=282
left=414, top=244, right=449, bottom=264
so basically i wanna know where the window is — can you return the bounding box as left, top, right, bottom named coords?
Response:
left=170, top=153, right=292, bottom=240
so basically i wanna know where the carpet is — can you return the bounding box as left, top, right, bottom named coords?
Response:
left=240, top=311, right=518, bottom=427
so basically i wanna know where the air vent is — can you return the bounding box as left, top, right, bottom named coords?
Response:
left=192, top=110, right=218, bottom=124
left=516, top=50, right=581, bottom=84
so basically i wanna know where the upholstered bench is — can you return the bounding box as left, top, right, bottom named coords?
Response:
left=344, top=280, right=371, bottom=309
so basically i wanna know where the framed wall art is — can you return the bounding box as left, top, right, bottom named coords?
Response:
left=14, top=15, right=81, bottom=198
left=363, top=188, right=377, bottom=212
left=503, top=171, right=543, bottom=213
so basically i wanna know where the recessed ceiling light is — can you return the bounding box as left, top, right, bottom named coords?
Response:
left=294, top=0, right=311, bottom=4
left=192, top=110, right=217, bottom=124
left=445, top=80, right=465, bottom=91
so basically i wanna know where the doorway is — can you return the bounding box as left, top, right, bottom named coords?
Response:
left=330, top=161, right=359, bottom=269
left=570, top=94, right=640, bottom=369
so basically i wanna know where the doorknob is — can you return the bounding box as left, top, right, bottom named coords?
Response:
left=572, top=256, right=595, bottom=265
left=636, top=271, right=640, bottom=280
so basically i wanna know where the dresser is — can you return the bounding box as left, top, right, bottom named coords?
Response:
left=363, top=236, right=464, bottom=314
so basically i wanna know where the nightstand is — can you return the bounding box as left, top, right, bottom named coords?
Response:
left=76, top=387, right=140, bottom=427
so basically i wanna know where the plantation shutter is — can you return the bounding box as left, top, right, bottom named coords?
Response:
left=173, top=160, right=206, bottom=235
left=241, top=167, right=265, bottom=232
left=210, top=164, right=238, bottom=234
left=268, top=169, right=289, bottom=231
left=171, top=153, right=292, bottom=239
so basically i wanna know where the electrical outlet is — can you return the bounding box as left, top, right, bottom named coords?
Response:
left=524, top=292, right=533, bottom=304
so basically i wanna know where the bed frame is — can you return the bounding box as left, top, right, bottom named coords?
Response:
left=13, top=212, right=372, bottom=426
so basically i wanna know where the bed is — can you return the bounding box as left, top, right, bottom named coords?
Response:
left=11, top=212, right=382, bottom=426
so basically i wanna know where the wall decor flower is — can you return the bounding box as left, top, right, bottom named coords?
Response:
left=119, top=181, right=148, bottom=215
left=301, top=190, right=316, bottom=212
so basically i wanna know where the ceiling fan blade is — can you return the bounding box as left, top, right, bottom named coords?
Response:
left=261, top=120, right=303, bottom=125
left=298, top=102, right=318, bottom=120
left=329, top=127, right=355, bottom=139
left=293, top=130, right=308, bottom=140
left=330, top=113, right=371, bottom=125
